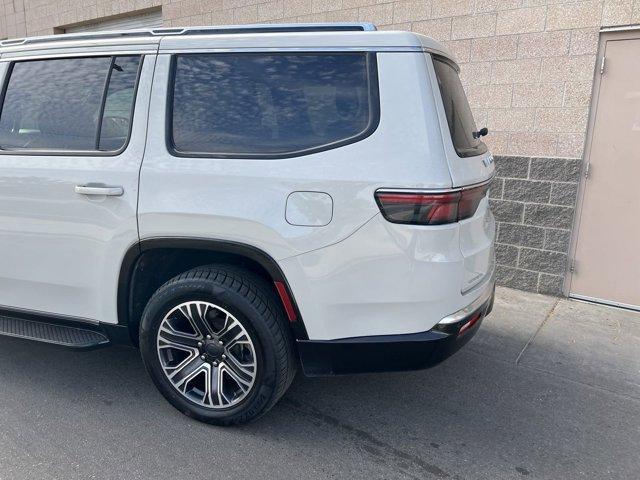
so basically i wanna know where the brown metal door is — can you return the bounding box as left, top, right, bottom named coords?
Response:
left=570, top=31, right=640, bottom=310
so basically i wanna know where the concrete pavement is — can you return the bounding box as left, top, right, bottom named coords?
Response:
left=0, top=287, right=638, bottom=479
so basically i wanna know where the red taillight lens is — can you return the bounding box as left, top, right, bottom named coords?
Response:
left=375, top=184, right=489, bottom=226
left=458, top=185, right=489, bottom=219
left=375, top=191, right=460, bottom=225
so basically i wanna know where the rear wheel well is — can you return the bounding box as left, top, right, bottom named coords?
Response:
left=120, top=242, right=306, bottom=345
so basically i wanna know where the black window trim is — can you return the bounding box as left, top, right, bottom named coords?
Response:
left=165, top=51, right=381, bottom=160
left=433, top=54, right=460, bottom=73
left=0, top=54, right=144, bottom=157
left=432, top=54, right=488, bottom=159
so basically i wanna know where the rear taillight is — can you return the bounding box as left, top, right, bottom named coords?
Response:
left=375, top=183, right=489, bottom=226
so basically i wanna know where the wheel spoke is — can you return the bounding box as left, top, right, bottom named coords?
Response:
left=206, top=363, right=225, bottom=407
left=167, top=354, right=205, bottom=387
left=158, top=326, right=201, bottom=350
left=157, top=300, right=257, bottom=410
left=221, top=363, right=252, bottom=392
left=178, top=303, right=213, bottom=338
left=223, top=351, right=255, bottom=380
left=224, top=329, right=249, bottom=350
left=210, top=313, right=242, bottom=342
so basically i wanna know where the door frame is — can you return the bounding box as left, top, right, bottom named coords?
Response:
left=565, top=27, right=640, bottom=311
left=0, top=42, right=158, bottom=323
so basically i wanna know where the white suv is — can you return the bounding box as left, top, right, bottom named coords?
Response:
left=0, top=23, right=495, bottom=425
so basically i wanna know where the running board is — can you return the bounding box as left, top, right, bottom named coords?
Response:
left=0, top=315, right=110, bottom=349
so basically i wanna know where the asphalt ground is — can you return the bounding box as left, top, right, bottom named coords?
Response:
left=0, top=287, right=638, bottom=480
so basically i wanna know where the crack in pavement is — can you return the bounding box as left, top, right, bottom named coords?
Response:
left=282, top=397, right=454, bottom=480
left=515, top=298, right=561, bottom=365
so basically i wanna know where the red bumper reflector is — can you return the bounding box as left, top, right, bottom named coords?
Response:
left=274, top=281, right=297, bottom=323
left=458, top=312, right=483, bottom=336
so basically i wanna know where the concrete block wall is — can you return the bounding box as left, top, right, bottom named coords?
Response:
left=491, top=155, right=581, bottom=294
left=0, top=0, right=637, bottom=294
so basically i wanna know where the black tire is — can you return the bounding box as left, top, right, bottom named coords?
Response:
left=139, top=264, right=296, bottom=425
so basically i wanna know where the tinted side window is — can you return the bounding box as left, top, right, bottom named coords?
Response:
left=170, top=53, right=378, bottom=157
left=0, top=55, right=141, bottom=152
left=99, top=56, right=142, bottom=151
left=433, top=57, right=487, bottom=158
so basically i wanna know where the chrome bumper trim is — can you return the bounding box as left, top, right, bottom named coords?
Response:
left=437, top=271, right=496, bottom=325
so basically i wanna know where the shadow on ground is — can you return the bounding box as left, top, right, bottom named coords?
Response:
left=0, top=287, right=637, bottom=480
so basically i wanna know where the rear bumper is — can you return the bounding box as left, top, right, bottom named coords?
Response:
left=280, top=210, right=495, bottom=341
left=297, top=279, right=495, bottom=376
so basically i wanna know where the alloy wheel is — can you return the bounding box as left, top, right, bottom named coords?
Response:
left=156, top=301, right=257, bottom=409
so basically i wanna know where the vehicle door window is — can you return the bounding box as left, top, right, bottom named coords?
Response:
left=169, top=52, right=379, bottom=158
left=99, top=56, right=142, bottom=151
left=0, top=55, right=142, bottom=153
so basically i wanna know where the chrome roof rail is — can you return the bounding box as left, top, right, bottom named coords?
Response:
left=0, top=23, right=377, bottom=48
left=0, top=29, right=157, bottom=48
left=149, top=23, right=377, bottom=35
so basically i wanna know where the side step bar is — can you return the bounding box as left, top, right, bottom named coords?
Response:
left=0, top=315, right=110, bottom=349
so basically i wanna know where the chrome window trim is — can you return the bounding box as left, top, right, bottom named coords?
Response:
left=375, top=175, right=495, bottom=195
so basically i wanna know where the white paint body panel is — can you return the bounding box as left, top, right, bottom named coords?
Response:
left=138, top=52, right=454, bottom=262
left=0, top=28, right=495, bottom=339
left=0, top=54, right=156, bottom=322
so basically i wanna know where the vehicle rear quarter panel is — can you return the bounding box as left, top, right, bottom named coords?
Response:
left=279, top=214, right=470, bottom=339
left=138, top=52, right=452, bottom=261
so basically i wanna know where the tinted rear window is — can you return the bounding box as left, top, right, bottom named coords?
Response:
left=433, top=57, right=487, bottom=158
left=0, top=56, right=141, bottom=152
left=169, top=53, right=378, bottom=158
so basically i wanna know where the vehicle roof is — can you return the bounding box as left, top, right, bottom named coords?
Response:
left=0, top=23, right=456, bottom=63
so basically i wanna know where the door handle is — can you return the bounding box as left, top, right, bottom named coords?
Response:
left=75, top=185, right=124, bottom=197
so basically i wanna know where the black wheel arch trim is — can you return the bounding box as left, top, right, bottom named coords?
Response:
left=117, top=237, right=309, bottom=340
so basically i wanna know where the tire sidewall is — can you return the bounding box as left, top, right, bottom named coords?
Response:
left=140, top=276, right=282, bottom=424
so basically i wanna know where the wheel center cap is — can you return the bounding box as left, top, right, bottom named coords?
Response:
left=204, top=341, right=224, bottom=359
